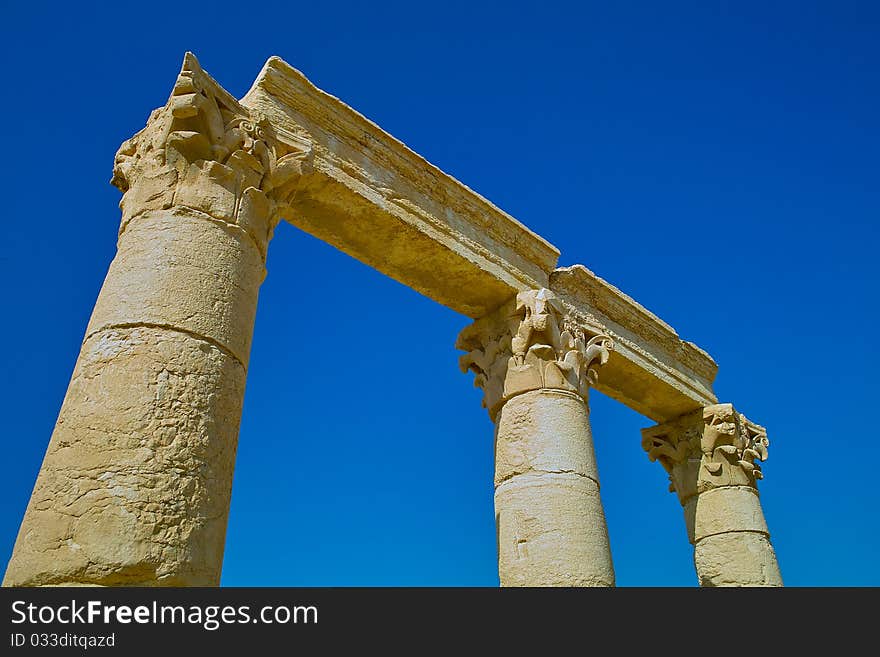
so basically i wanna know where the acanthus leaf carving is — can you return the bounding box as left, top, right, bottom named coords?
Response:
left=641, top=403, right=770, bottom=504
left=111, top=52, right=313, bottom=259
left=457, top=288, right=613, bottom=420
left=701, top=405, right=769, bottom=490
left=641, top=423, right=702, bottom=503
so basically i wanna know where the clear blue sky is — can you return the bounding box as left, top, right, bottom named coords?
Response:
left=1, top=1, right=877, bottom=586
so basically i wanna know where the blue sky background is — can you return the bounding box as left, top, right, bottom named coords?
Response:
left=1, top=1, right=877, bottom=586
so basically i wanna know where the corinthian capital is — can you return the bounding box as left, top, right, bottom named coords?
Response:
left=110, top=52, right=312, bottom=258
left=457, top=288, right=613, bottom=419
left=641, top=403, right=770, bottom=504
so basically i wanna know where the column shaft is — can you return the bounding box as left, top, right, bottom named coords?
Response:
left=3, top=52, right=308, bottom=586
left=685, top=486, right=782, bottom=587
left=458, top=288, right=616, bottom=587
left=642, top=403, right=783, bottom=587
left=495, top=390, right=614, bottom=586
left=3, top=208, right=263, bottom=586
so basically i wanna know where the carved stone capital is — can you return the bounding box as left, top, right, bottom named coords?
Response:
left=641, top=403, right=770, bottom=504
left=111, top=52, right=312, bottom=259
left=457, top=288, right=613, bottom=420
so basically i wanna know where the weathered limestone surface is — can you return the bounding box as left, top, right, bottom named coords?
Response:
left=240, top=58, right=715, bottom=422
left=642, top=403, right=782, bottom=586
left=4, top=327, right=244, bottom=586
left=494, top=392, right=614, bottom=586
left=460, top=289, right=615, bottom=586
left=4, top=52, right=778, bottom=588
left=551, top=265, right=717, bottom=422
left=87, top=212, right=265, bottom=365
left=241, top=56, right=559, bottom=319
left=3, top=53, right=307, bottom=586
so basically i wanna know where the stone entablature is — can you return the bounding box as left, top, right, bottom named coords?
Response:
left=551, top=265, right=717, bottom=422
left=239, top=55, right=714, bottom=422
left=242, top=56, right=559, bottom=318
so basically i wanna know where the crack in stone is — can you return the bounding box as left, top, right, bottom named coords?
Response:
left=495, top=469, right=601, bottom=489
left=83, top=323, right=246, bottom=371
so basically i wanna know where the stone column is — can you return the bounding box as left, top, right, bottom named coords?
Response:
left=458, top=289, right=615, bottom=586
left=3, top=54, right=310, bottom=586
left=642, top=404, right=783, bottom=586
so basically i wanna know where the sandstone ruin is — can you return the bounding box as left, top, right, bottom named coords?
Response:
left=2, top=53, right=781, bottom=587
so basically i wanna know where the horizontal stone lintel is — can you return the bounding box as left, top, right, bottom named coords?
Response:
left=192, top=53, right=717, bottom=419
left=550, top=265, right=717, bottom=422
left=241, top=56, right=559, bottom=318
